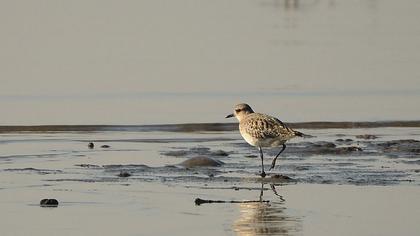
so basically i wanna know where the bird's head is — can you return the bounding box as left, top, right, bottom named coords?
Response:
left=226, top=103, right=254, bottom=121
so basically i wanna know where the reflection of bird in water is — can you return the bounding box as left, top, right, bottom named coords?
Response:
left=226, top=103, right=304, bottom=177
left=233, top=183, right=300, bottom=236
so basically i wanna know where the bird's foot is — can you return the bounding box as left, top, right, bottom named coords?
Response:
left=261, top=171, right=266, bottom=178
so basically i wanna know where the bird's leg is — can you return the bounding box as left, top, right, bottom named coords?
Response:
left=259, top=146, right=266, bottom=178
left=259, top=182, right=264, bottom=202
left=269, top=144, right=286, bottom=171
left=270, top=184, right=285, bottom=202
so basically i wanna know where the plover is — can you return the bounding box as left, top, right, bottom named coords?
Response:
left=226, top=103, right=303, bottom=177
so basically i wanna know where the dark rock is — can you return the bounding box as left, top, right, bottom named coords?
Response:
left=212, top=150, right=230, bottom=156
left=179, top=156, right=224, bottom=168
left=356, top=134, right=378, bottom=140
left=101, top=145, right=110, bottom=148
left=88, top=142, right=94, bottom=149
left=4, top=168, right=62, bottom=174
left=118, top=171, right=131, bottom=177
left=40, top=199, right=59, bottom=207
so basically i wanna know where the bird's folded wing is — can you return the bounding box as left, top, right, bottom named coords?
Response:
left=242, top=114, right=293, bottom=139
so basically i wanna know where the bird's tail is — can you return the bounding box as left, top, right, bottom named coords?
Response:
left=293, top=130, right=312, bottom=138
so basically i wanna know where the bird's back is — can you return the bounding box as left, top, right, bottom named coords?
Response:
left=239, top=113, right=298, bottom=147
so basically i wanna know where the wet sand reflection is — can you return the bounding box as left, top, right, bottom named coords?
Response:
left=233, top=183, right=301, bottom=236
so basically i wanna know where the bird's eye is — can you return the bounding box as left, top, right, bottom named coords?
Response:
left=235, top=109, right=241, bottom=113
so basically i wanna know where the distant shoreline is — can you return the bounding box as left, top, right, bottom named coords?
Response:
left=1, top=120, right=420, bottom=133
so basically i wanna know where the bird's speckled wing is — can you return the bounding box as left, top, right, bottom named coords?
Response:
left=239, top=113, right=294, bottom=140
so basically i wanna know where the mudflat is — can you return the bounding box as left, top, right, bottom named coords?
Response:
left=1, top=125, right=419, bottom=235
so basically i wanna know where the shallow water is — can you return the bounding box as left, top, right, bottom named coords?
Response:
left=1, top=0, right=420, bottom=125
left=1, top=126, right=420, bottom=235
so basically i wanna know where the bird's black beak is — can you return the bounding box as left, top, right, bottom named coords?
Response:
left=225, top=113, right=234, bottom=118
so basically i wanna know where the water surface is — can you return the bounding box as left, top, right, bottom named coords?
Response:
left=1, top=0, right=419, bottom=125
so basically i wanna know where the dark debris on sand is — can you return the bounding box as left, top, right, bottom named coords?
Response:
left=40, top=199, right=59, bottom=207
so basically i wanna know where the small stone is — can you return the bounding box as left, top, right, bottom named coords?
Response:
left=40, top=199, right=59, bottom=207
left=212, top=150, right=229, bottom=156
left=101, top=145, right=110, bottom=148
left=88, top=142, right=94, bottom=149
left=245, top=155, right=257, bottom=158
left=118, top=171, right=131, bottom=177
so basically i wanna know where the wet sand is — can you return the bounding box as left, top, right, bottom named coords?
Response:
left=1, top=125, right=420, bottom=235
left=2, top=181, right=419, bottom=236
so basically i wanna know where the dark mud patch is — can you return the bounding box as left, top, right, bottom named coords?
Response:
left=356, top=134, right=378, bottom=140
left=162, top=147, right=231, bottom=158
left=368, top=139, right=420, bottom=158
left=4, top=168, right=62, bottom=175
left=263, top=141, right=365, bottom=157
left=241, top=139, right=420, bottom=158
left=299, top=168, right=412, bottom=186
left=118, top=171, right=132, bottom=177
left=75, top=164, right=102, bottom=169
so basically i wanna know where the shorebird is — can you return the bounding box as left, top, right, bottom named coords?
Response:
left=226, top=103, right=303, bottom=177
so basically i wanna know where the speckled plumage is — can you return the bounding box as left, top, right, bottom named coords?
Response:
left=239, top=113, right=297, bottom=147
